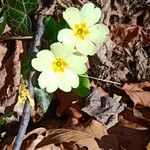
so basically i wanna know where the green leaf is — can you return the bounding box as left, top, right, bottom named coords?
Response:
left=44, top=17, right=70, bottom=42
left=3, top=0, right=38, bottom=35
left=58, top=18, right=70, bottom=29
left=0, top=117, right=5, bottom=129
left=73, top=75, right=90, bottom=97
left=21, top=54, right=30, bottom=79
left=44, top=16, right=58, bottom=42
left=0, top=12, right=6, bottom=34
left=34, top=87, right=53, bottom=113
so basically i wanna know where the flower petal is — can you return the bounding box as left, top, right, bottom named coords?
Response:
left=63, top=7, right=81, bottom=28
left=66, top=54, right=87, bottom=74
left=76, top=39, right=96, bottom=56
left=57, top=29, right=75, bottom=46
left=58, top=70, right=79, bottom=92
left=38, top=71, right=58, bottom=93
left=50, top=42, right=66, bottom=58
left=32, top=50, right=55, bottom=72
left=88, top=24, right=109, bottom=44
left=81, top=3, right=101, bottom=26
left=51, top=42, right=75, bottom=58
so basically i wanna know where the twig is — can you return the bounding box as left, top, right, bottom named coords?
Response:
left=0, top=36, right=33, bottom=43
left=13, top=101, right=31, bottom=150
left=13, top=14, right=45, bottom=150
left=79, top=74, right=122, bottom=85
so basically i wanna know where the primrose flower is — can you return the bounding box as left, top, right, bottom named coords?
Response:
left=57, top=3, right=109, bottom=56
left=31, top=42, right=87, bottom=93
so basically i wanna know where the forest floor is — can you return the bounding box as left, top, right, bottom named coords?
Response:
left=0, top=0, right=150, bottom=149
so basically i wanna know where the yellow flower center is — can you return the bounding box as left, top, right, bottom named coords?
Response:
left=74, top=22, right=90, bottom=40
left=52, top=57, right=68, bottom=72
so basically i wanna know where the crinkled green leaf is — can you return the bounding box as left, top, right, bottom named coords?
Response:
left=3, top=0, right=38, bottom=35
left=34, top=87, right=53, bottom=113
left=0, top=12, right=6, bottom=34
left=73, top=75, right=90, bottom=97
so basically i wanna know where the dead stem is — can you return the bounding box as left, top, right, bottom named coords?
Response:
left=0, top=36, right=33, bottom=43
left=79, top=74, right=122, bottom=85
left=13, top=14, right=45, bottom=150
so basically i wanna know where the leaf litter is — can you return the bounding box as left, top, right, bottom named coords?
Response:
left=0, top=0, right=150, bottom=150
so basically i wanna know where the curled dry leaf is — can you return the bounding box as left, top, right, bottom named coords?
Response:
left=36, top=120, right=119, bottom=150
left=1, top=120, right=119, bottom=150
left=123, top=82, right=150, bottom=107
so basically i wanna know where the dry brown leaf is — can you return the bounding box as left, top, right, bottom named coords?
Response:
left=56, top=91, right=82, bottom=115
left=1, top=120, right=119, bottom=150
left=36, top=120, right=119, bottom=150
left=133, top=104, right=150, bottom=122
left=0, top=44, right=7, bottom=68
left=123, top=82, right=150, bottom=107
left=147, top=143, right=150, bottom=150
left=21, top=128, right=47, bottom=150
left=110, top=24, right=150, bottom=47
left=36, top=144, right=61, bottom=150
left=0, top=40, right=24, bottom=113
left=110, top=107, right=150, bottom=150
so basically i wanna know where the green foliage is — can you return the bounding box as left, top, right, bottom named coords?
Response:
left=44, top=17, right=70, bottom=42
left=3, top=0, right=38, bottom=35
left=0, top=112, right=14, bottom=129
left=21, top=54, right=30, bottom=79
left=0, top=12, right=6, bottom=34
left=58, top=18, right=70, bottom=29
left=73, top=75, right=90, bottom=97
left=44, top=16, right=58, bottom=42
left=0, top=117, right=5, bottom=129
left=34, top=87, right=53, bottom=113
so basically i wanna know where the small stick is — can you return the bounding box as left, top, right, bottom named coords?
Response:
left=13, top=101, right=31, bottom=150
left=0, top=36, right=33, bottom=43
left=79, top=74, right=122, bottom=85
left=13, top=14, right=45, bottom=150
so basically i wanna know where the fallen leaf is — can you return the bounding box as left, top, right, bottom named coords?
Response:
left=147, top=143, right=150, bottom=150
left=21, top=128, right=47, bottom=150
left=133, top=104, right=150, bottom=122
left=0, top=40, right=24, bottom=113
left=109, top=106, right=150, bottom=150
left=123, top=82, right=150, bottom=107
left=0, top=44, right=7, bottom=68
left=1, top=120, right=119, bottom=150
left=82, top=88, right=125, bottom=128
left=56, top=91, right=81, bottom=115
left=110, top=24, right=150, bottom=47
left=36, top=120, right=119, bottom=150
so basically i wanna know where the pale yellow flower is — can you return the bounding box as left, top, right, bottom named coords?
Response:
left=31, top=42, right=87, bottom=93
left=58, top=3, right=109, bottom=56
